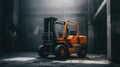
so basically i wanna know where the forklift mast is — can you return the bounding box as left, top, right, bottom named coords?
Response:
left=43, top=17, right=57, bottom=45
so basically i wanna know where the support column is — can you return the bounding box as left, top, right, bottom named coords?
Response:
left=106, top=0, right=111, bottom=60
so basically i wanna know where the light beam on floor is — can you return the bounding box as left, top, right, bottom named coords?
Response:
left=2, top=57, right=36, bottom=61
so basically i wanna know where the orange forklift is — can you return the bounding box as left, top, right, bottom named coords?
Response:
left=38, top=17, right=87, bottom=58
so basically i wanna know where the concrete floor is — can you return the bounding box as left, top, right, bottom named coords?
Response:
left=0, top=52, right=120, bottom=67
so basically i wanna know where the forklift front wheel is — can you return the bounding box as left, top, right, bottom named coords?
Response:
left=38, top=45, right=48, bottom=58
left=55, top=45, right=69, bottom=59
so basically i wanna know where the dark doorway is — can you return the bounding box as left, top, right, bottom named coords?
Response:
left=93, top=6, right=107, bottom=54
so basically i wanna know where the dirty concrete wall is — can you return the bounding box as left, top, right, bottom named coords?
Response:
left=0, top=0, right=4, bottom=52
left=18, top=0, right=88, bottom=51
left=111, top=0, right=120, bottom=63
left=2, top=0, right=18, bottom=52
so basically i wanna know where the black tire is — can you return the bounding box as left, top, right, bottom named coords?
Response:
left=55, top=45, right=69, bottom=59
left=77, top=45, right=87, bottom=58
left=38, top=45, right=48, bottom=58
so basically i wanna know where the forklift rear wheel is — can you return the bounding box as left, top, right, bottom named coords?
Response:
left=55, top=45, right=69, bottom=59
left=38, top=45, right=48, bottom=58
left=77, top=46, right=87, bottom=58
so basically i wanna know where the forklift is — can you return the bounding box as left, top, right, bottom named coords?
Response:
left=38, top=17, right=87, bottom=58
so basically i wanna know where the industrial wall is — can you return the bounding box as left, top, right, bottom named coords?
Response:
left=87, top=0, right=106, bottom=53
left=0, top=0, right=3, bottom=52
left=0, top=0, right=106, bottom=53
left=18, top=0, right=89, bottom=51
left=89, top=0, right=120, bottom=63
left=0, top=0, right=18, bottom=52
left=111, top=0, right=120, bottom=63
left=0, top=0, right=14, bottom=52
left=0, top=0, right=110, bottom=54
